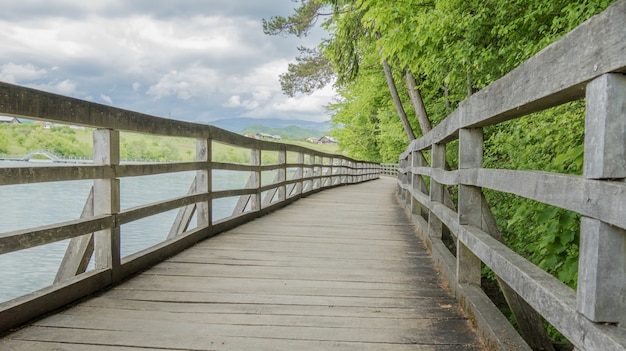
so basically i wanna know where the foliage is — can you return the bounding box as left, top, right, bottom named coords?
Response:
left=484, top=102, right=586, bottom=288
left=280, top=47, right=335, bottom=97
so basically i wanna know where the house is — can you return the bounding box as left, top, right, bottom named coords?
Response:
left=317, top=136, right=338, bottom=144
left=255, top=133, right=281, bottom=140
left=0, top=116, right=21, bottom=124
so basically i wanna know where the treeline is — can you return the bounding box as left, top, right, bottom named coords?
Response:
left=0, top=123, right=339, bottom=163
left=0, top=124, right=194, bottom=161
left=264, top=0, right=615, bottom=342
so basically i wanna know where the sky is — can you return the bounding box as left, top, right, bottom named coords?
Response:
left=0, top=0, right=334, bottom=124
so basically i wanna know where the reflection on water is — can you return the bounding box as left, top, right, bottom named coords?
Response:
left=0, top=161, right=251, bottom=302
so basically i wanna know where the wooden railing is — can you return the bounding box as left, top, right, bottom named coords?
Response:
left=397, top=2, right=626, bottom=350
left=379, top=163, right=399, bottom=177
left=0, top=83, right=379, bottom=333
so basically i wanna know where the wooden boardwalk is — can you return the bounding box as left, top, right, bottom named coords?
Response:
left=0, top=177, right=483, bottom=350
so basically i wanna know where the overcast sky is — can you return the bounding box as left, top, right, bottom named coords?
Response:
left=0, top=0, right=333, bottom=123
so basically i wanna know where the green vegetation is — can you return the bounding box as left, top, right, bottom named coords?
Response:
left=0, top=123, right=341, bottom=164
left=264, top=0, right=615, bottom=342
left=0, top=124, right=92, bottom=158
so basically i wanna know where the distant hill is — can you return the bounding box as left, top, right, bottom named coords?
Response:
left=241, top=124, right=325, bottom=141
left=210, top=118, right=330, bottom=134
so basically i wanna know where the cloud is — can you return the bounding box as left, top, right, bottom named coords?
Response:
left=147, top=66, right=221, bottom=100
left=0, top=63, right=48, bottom=83
left=0, top=1, right=332, bottom=123
left=100, top=93, right=113, bottom=105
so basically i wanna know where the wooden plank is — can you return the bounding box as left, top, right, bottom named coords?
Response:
left=54, top=186, right=95, bottom=283
left=167, top=176, right=197, bottom=238
left=425, top=168, right=626, bottom=230
left=80, top=296, right=463, bottom=319
left=466, top=169, right=626, bottom=230
left=0, top=165, right=112, bottom=185
left=116, top=192, right=209, bottom=225
left=0, top=215, right=114, bottom=255
left=23, top=314, right=478, bottom=345
left=117, top=273, right=444, bottom=294
left=115, top=162, right=207, bottom=178
left=0, top=340, right=158, bottom=351
left=2, top=328, right=480, bottom=351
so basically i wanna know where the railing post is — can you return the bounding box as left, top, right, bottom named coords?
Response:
left=457, top=128, right=483, bottom=286
left=411, top=151, right=428, bottom=217
left=196, top=138, right=211, bottom=227
left=93, top=129, right=121, bottom=283
left=251, top=149, right=261, bottom=211
left=428, top=143, right=445, bottom=239
left=278, top=148, right=286, bottom=202
left=297, top=152, right=304, bottom=194
left=577, top=73, right=626, bottom=324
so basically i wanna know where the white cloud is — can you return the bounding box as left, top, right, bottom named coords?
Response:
left=0, top=63, right=47, bottom=83
left=100, top=93, right=113, bottom=105
left=53, top=80, right=78, bottom=95
left=147, top=66, right=221, bottom=100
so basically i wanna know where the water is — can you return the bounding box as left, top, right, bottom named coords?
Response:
left=0, top=161, right=255, bottom=302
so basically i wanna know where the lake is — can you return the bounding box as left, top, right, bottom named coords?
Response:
left=0, top=161, right=255, bottom=302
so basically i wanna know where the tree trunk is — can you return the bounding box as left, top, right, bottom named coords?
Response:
left=405, top=70, right=431, bottom=135
left=380, top=58, right=415, bottom=141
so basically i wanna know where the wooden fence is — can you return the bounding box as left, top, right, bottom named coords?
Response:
left=380, top=163, right=399, bottom=177
left=0, top=83, right=379, bottom=333
left=397, top=2, right=626, bottom=350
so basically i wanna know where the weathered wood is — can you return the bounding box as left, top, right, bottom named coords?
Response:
left=116, top=193, right=209, bottom=225
left=460, top=225, right=626, bottom=351
left=1, top=178, right=480, bottom=350
left=584, top=73, right=626, bottom=179
left=457, top=128, right=482, bottom=286
left=0, top=215, right=113, bottom=255
left=454, top=168, right=626, bottom=230
left=54, top=186, right=95, bottom=283
left=167, top=177, right=197, bottom=238
left=428, top=143, right=445, bottom=239
left=92, top=129, right=121, bottom=283
left=0, top=165, right=112, bottom=185
left=478, top=192, right=556, bottom=351
left=0, top=75, right=380, bottom=346
left=115, top=162, right=207, bottom=178
left=577, top=73, right=626, bottom=324
left=577, top=218, right=626, bottom=324
left=195, top=138, right=210, bottom=227
left=0, top=269, right=111, bottom=333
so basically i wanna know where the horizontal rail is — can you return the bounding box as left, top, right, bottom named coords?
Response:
left=0, top=215, right=113, bottom=255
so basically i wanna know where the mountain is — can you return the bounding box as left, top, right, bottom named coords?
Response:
left=209, top=118, right=330, bottom=134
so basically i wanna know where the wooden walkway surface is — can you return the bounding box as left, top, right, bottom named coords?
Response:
left=1, top=177, right=483, bottom=350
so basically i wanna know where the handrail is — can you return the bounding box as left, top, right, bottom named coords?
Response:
left=379, top=163, right=398, bottom=177
left=0, top=82, right=380, bottom=333
left=396, top=1, right=626, bottom=350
